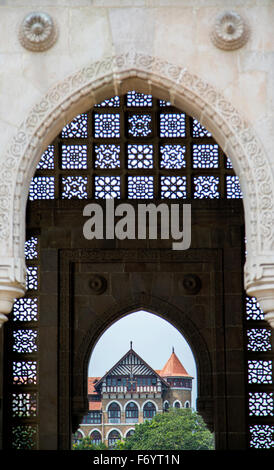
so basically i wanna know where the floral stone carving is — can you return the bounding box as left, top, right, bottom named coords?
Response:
left=19, top=12, right=58, bottom=52
left=211, top=11, right=249, bottom=51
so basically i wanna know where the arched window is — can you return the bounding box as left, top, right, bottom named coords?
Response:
left=108, top=402, right=121, bottom=424
left=174, top=401, right=181, bottom=409
left=90, top=430, right=101, bottom=445
left=143, top=401, right=156, bottom=420
left=185, top=401, right=190, bottom=408
left=72, top=430, right=83, bottom=445
left=126, top=429, right=135, bottom=439
left=108, top=430, right=121, bottom=448
left=164, top=401, right=170, bottom=412
left=125, top=402, right=138, bottom=423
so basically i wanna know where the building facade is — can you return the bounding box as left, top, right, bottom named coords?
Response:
left=75, top=345, right=192, bottom=447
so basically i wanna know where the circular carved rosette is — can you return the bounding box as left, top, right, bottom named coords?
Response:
left=180, top=274, right=202, bottom=295
left=211, top=11, right=249, bottom=51
left=19, top=12, right=58, bottom=52
left=89, top=275, right=107, bottom=295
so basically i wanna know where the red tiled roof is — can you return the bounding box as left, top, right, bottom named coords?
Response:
left=89, top=401, right=102, bottom=411
left=88, top=377, right=101, bottom=394
left=159, top=351, right=191, bottom=378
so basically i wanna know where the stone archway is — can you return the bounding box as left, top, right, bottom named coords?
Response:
left=0, top=52, right=273, bottom=327
left=73, top=294, right=213, bottom=432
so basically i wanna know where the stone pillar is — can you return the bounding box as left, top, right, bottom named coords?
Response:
left=0, top=261, right=25, bottom=449
left=0, top=257, right=26, bottom=327
left=245, top=259, right=274, bottom=329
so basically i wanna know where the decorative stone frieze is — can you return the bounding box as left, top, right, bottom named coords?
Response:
left=211, top=11, right=249, bottom=51
left=18, top=12, right=58, bottom=52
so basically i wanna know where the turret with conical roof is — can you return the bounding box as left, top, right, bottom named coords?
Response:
left=159, top=348, right=193, bottom=410
left=160, top=348, right=192, bottom=379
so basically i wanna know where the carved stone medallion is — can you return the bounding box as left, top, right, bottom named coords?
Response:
left=89, top=275, right=107, bottom=295
left=211, top=11, right=249, bottom=51
left=19, top=12, right=58, bottom=52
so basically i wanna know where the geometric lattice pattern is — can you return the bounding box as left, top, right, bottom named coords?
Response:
left=36, top=145, right=54, bottom=170
left=6, top=233, right=40, bottom=449
left=226, top=175, right=243, bottom=199
left=94, top=145, right=120, bottom=169
left=12, top=298, right=38, bottom=323
left=160, top=145, right=186, bottom=169
left=61, top=114, right=88, bottom=138
left=12, top=330, right=38, bottom=354
left=128, top=114, right=152, bottom=137
left=248, top=393, right=274, bottom=417
left=246, top=296, right=264, bottom=321
left=248, top=360, right=272, bottom=384
left=61, top=176, right=88, bottom=199
left=193, top=176, right=220, bottom=199
left=30, top=91, right=239, bottom=201
left=12, top=393, right=38, bottom=418
left=192, top=144, right=219, bottom=168
left=61, top=145, right=88, bottom=169
left=245, top=295, right=274, bottom=448
left=249, top=425, right=274, bottom=448
left=247, top=329, right=272, bottom=352
left=24, top=236, right=38, bottom=260
left=12, top=361, right=37, bottom=386
left=128, top=144, right=153, bottom=169
left=161, top=176, right=187, bottom=199
left=128, top=176, right=154, bottom=199
left=11, top=425, right=38, bottom=450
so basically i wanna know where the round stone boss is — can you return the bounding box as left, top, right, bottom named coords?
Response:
left=211, top=11, right=249, bottom=51
left=18, top=12, right=58, bottom=52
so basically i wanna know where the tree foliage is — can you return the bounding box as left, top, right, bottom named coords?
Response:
left=116, top=408, right=214, bottom=450
left=73, top=436, right=108, bottom=450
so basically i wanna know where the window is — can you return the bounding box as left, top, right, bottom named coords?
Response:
left=143, top=402, right=156, bottom=420
left=90, top=431, right=101, bottom=445
left=108, top=430, right=121, bottom=448
left=82, top=411, right=101, bottom=424
left=108, top=403, right=121, bottom=424
left=174, top=401, right=181, bottom=408
left=72, top=431, right=83, bottom=445
left=164, top=401, right=169, bottom=412
left=125, top=402, right=138, bottom=423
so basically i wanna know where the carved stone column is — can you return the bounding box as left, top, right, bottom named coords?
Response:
left=245, top=258, right=274, bottom=329
left=0, top=257, right=26, bottom=327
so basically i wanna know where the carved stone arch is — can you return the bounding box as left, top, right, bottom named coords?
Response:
left=0, top=52, right=273, bottom=326
left=73, top=292, right=213, bottom=430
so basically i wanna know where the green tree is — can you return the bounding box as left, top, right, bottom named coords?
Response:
left=116, top=408, right=214, bottom=450
left=73, top=436, right=108, bottom=450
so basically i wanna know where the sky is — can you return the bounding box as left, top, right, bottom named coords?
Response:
left=88, top=310, right=197, bottom=408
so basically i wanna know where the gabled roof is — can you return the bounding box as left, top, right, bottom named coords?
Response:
left=159, top=349, right=192, bottom=378
left=95, top=345, right=169, bottom=389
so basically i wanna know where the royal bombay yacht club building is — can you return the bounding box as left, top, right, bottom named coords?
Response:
left=74, top=343, right=193, bottom=447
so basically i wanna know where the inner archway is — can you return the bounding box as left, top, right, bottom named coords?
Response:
left=88, top=310, right=197, bottom=408
left=75, top=309, right=199, bottom=449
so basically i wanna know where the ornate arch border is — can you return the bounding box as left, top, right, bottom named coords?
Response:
left=0, top=51, right=273, bottom=322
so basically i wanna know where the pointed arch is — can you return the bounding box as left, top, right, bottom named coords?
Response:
left=0, top=52, right=273, bottom=310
